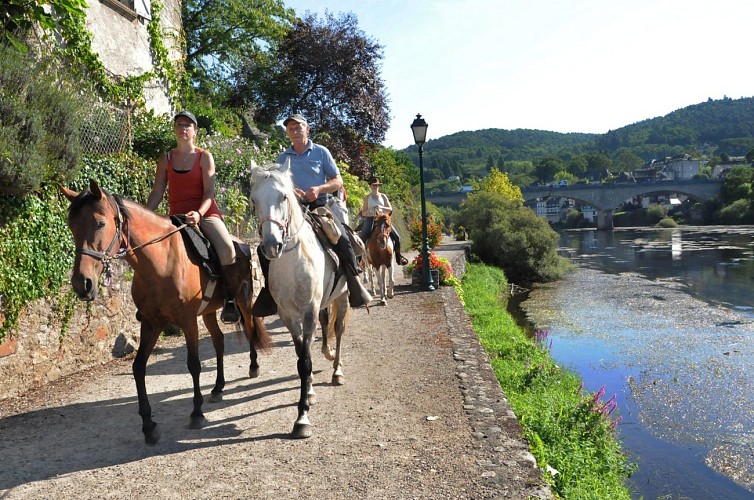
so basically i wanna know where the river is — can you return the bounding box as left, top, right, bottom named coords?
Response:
left=517, top=226, right=754, bottom=499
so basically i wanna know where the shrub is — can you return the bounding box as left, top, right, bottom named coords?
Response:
left=407, top=215, right=443, bottom=250
left=131, top=109, right=176, bottom=162
left=459, top=191, right=568, bottom=283
left=405, top=251, right=454, bottom=284
left=656, top=217, right=678, bottom=228
left=0, top=44, right=84, bottom=195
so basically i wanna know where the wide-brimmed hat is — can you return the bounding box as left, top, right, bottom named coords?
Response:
left=283, top=113, right=308, bottom=126
left=173, top=110, right=197, bottom=126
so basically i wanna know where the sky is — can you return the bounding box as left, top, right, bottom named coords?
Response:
left=283, top=0, right=754, bottom=150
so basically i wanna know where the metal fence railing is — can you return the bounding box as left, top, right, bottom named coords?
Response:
left=80, top=103, right=131, bottom=155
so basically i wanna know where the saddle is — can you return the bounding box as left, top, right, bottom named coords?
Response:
left=170, top=216, right=252, bottom=276
left=304, top=208, right=344, bottom=281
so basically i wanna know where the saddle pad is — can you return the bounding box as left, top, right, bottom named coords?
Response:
left=170, top=215, right=221, bottom=279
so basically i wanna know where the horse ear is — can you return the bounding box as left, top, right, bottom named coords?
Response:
left=59, top=184, right=79, bottom=202
left=279, top=157, right=291, bottom=176
left=88, top=179, right=104, bottom=199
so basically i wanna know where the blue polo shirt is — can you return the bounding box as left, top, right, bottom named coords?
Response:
left=277, top=140, right=340, bottom=205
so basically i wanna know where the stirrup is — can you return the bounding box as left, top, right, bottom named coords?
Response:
left=220, top=299, right=240, bottom=324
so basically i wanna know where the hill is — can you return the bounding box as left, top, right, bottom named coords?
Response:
left=403, top=96, right=754, bottom=189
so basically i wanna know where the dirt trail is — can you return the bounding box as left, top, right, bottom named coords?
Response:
left=0, top=242, right=551, bottom=499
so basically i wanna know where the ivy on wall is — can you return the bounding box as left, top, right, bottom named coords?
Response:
left=55, top=0, right=185, bottom=108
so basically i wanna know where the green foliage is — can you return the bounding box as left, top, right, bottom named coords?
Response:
left=720, top=165, right=753, bottom=204
left=1, top=0, right=87, bottom=51
left=462, top=264, right=634, bottom=498
left=0, top=186, right=73, bottom=341
left=645, top=203, right=668, bottom=224
left=0, top=44, right=84, bottom=196
left=656, top=217, right=678, bottom=228
left=131, top=110, right=176, bottom=162
left=460, top=191, right=568, bottom=283
left=477, top=167, right=524, bottom=202
left=718, top=198, right=753, bottom=224
left=182, top=0, right=292, bottom=97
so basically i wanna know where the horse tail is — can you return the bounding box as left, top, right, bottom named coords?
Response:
left=250, top=316, right=272, bottom=353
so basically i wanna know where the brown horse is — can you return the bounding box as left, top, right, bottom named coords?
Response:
left=366, top=210, right=395, bottom=304
left=62, top=179, right=270, bottom=445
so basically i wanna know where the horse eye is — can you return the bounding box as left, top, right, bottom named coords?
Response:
left=97, top=220, right=106, bottom=229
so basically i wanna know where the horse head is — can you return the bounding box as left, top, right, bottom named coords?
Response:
left=373, top=210, right=393, bottom=250
left=250, top=162, right=299, bottom=260
left=61, top=179, right=124, bottom=301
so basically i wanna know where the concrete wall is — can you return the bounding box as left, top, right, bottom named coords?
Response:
left=86, top=0, right=183, bottom=114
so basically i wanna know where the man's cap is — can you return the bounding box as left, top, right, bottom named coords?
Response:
left=174, top=110, right=197, bottom=126
left=283, top=113, right=308, bottom=126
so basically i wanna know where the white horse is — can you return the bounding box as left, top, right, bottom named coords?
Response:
left=250, top=162, right=351, bottom=439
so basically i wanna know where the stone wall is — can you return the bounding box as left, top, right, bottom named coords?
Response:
left=0, top=257, right=262, bottom=401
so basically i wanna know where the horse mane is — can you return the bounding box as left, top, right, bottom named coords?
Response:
left=250, top=163, right=295, bottom=198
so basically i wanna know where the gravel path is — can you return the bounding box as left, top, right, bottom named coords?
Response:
left=0, top=244, right=550, bottom=499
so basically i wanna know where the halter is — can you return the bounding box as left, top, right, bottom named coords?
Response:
left=255, top=175, right=305, bottom=253
left=75, top=195, right=128, bottom=286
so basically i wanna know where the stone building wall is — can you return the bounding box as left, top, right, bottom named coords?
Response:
left=85, top=0, right=183, bottom=114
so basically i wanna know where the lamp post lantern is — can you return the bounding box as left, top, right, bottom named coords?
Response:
left=411, top=113, right=435, bottom=291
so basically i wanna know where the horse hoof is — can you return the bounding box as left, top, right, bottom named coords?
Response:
left=380, top=298, right=387, bottom=305
left=332, top=374, right=345, bottom=386
left=249, top=367, right=260, bottom=378
left=144, top=426, right=161, bottom=445
left=387, top=290, right=394, bottom=299
left=291, top=423, right=312, bottom=439
left=189, top=416, right=207, bottom=429
left=209, top=392, right=223, bottom=403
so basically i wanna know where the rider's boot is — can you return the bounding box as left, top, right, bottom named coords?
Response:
left=393, top=236, right=409, bottom=266
left=249, top=246, right=278, bottom=317
left=334, top=235, right=372, bottom=308
left=220, top=263, right=241, bottom=324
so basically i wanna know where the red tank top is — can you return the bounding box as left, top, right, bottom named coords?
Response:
left=166, top=148, right=222, bottom=218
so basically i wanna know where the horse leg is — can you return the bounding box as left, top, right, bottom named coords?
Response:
left=290, top=310, right=316, bottom=439
left=331, top=298, right=349, bottom=386
left=320, top=308, right=335, bottom=361
left=369, top=263, right=376, bottom=294
left=378, top=265, right=387, bottom=304
left=133, top=320, right=163, bottom=445
left=183, top=322, right=207, bottom=429
left=202, top=313, right=226, bottom=403
left=387, top=262, right=395, bottom=299
left=238, top=281, right=271, bottom=378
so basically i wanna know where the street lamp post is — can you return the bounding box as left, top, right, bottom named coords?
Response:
left=411, top=113, right=435, bottom=291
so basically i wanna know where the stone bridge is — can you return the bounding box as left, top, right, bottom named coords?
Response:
left=427, top=178, right=722, bottom=229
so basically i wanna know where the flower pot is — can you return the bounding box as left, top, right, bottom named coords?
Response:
left=412, top=268, right=440, bottom=288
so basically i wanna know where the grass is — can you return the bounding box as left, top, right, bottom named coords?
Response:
left=461, top=263, right=635, bottom=499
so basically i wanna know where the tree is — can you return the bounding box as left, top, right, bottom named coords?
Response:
left=720, top=165, right=752, bottom=204
left=182, top=0, right=293, bottom=95
left=236, top=12, right=390, bottom=177
left=476, top=168, right=524, bottom=202
left=534, top=156, right=564, bottom=183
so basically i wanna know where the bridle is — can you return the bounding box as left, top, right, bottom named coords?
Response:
left=255, top=178, right=304, bottom=252
left=75, top=194, right=187, bottom=285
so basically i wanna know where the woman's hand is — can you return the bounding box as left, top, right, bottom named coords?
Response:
left=185, top=210, right=202, bottom=226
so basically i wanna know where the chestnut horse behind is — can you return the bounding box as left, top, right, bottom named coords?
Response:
left=62, top=179, right=270, bottom=445
left=366, top=210, right=395, bottom=304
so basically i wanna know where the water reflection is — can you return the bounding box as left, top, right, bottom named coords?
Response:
left=519, top=226, right=754, bottom=499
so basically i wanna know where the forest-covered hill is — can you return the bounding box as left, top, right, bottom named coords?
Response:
left=404, top=96, right=754, bottom=190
